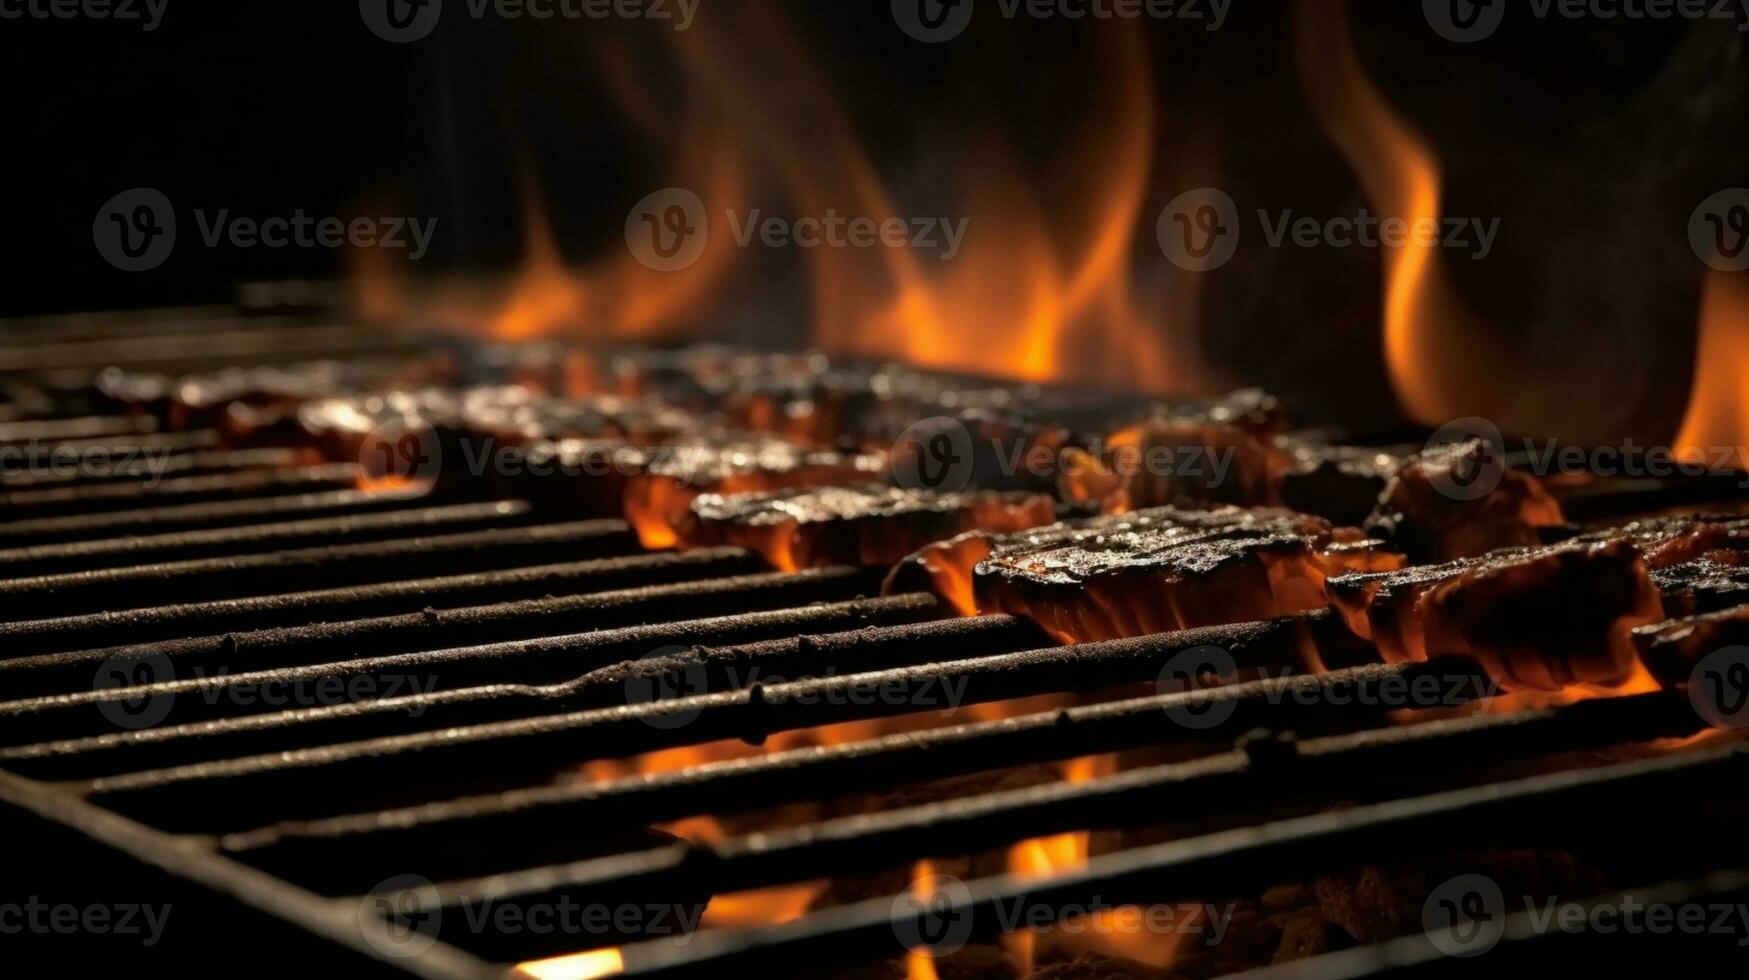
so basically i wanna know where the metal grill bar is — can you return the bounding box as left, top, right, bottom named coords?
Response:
left=0, top=463, right=363, bottom=518
left=0, top=448, right=313, bottom=491
left=0, top=488, right=436, bottom=548
left=70, top=613, right=1331, bottom=830
left=0, top=323, right=427, bottom=373
left=1246, top=867, right=1749, bottom=977
left=598, top=746, right=1749, bottom=977
left=0, top=567, right=887, bottom=738
left=0, top=605, right=1027, bottom=771
left=214, top=660, right=1506, bottom=881
left=0, top=415, right=157, bottom=444
left=0, top=548, right=766, bottom=656
left=0, top=429, right=222, bottom=471
left=0, top=499, right=540, bottom=578
left=396, top=690, right=1698, bottom=911
left=0, top=519, right=642, bottom=617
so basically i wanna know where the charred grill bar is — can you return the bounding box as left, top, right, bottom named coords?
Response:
left=2, top=313, right=1747, bottom=978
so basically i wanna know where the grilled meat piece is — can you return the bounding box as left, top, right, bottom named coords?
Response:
left=298, top=386, right=700, bottom=489
left=1573, top=514, right=1749, bottom=567
left=1058, top=390, right=1288, bottom=512
left=95, top=359, right=449, bottom=444
left=1633, top=605, right=1749, bottom=687
left=678, top=484, right=1057, bottom=571
left=889, top=507, right=1400, bottom=643
left=1571, top=515, right=1749, bottom=615
left=1366, top=440, right=1565, bottom=562
left=1275, top=439, right=1402, bottom=526
left=1325, top=541, right=1664, bottom=689
left=622, top=436, right=887, bottom=548
left=1653, top=560, right=1749, bottom=617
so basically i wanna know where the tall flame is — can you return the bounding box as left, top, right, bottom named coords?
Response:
left=355, top=42, right=747, bottom=344
left=670, top=1, right=1203, bottom=391
left=1674, top=271, right=1749, bottom=469
left=1293, top=0, right=1561, bottom=434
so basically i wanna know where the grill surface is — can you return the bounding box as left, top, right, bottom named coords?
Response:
left=2, top=314, right=1744, bottom=978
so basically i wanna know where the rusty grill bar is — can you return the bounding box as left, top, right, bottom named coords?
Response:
left=2, top=315, right=1745, bottom=980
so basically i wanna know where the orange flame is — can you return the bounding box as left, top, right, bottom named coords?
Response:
left=355, top=41, right=746, bottom=344
left=907, top=860, right=944, bottom=980
left=1674, top=271, right=1749, bottom=469
left=1002, top=755, right=1199, bottom=974
left=1291, top=0, right=1626, bottom=439
left=671, top=2, right=1204, bottom=392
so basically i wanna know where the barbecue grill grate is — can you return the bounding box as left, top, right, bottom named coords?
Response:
left=2, top=313, right=1745, bottom=978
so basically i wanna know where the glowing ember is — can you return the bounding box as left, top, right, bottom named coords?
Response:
left=515, top=947, right=624, bottom=980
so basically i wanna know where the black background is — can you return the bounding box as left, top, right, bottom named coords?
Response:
left=1, top=0, right=1745, bottom=431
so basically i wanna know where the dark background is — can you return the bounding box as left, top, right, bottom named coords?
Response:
left=1, top=0, right=1744, bottom=432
